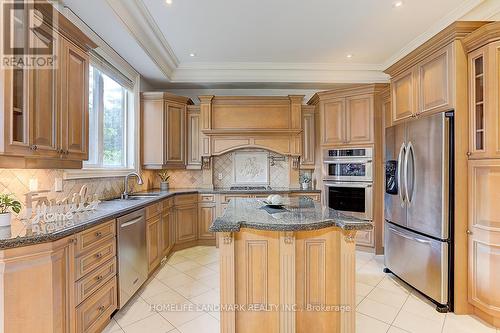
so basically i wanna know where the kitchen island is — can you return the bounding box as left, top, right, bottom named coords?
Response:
left=209, top=198, right=372, bottom=333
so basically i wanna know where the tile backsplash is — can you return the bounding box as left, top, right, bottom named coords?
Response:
left=212, top=149, right=289, bottom=188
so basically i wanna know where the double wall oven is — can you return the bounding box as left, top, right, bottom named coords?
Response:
left=323, top=148, right=373, bottom=220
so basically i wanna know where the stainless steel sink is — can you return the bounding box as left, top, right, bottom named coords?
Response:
left=121, top=193, right=161, bottom=200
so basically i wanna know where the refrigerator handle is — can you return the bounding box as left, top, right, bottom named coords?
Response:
left=405, top=142, right=415, bottom=204
left=397, top=143, right=406, bottom=206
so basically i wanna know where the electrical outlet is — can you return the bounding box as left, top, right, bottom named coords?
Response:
left=54, top=178, right=63, bottom=192
left=218, top=173, right=223, bottom=180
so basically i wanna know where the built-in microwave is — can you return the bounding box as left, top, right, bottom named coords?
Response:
left=323, top=148, right=373, bottom=182
left=324, top=181, right=373, bottom=220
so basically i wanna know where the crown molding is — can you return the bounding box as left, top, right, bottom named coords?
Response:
left=382, top=0, right=484, bottom=69
left=171, top=62, right=389, bottom=84
left=105, top=0, right=179, bottom=80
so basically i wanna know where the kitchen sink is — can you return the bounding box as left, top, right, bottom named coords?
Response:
left=121, top=193, right=162, bottom=200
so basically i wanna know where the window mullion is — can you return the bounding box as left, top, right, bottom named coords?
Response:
left=97, top=71, right=104, bottom=167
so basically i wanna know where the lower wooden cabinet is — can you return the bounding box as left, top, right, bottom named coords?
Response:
left=468, top=160, right=500, bottom=319
left=146, top=213, right=162, bottom=273
left=198, top=203, right=216, bottom=240
left=76, top=277, right=118, bottom=333
left=176, top=204, right=198, bottom=244
left=160, top=206, right=174, bottom=256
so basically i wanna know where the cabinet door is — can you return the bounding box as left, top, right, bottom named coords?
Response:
left=175, top=204, right=197, bottom=243
left=187, top=108, right=202, bottom=169
left=383, top=96, right=392, bottom=129
left=489, top=42, right=500, bottom=158
left=142, top=99, right=165, bottom=168
left=392, top=69, right=415, bottom=122
left=468, top=160, right=500, bottom=317
left=146, top=215, right=161, bottom=273
left=60, top=38, right=89, bottom=160
left=301, top=110, right=315, bottom=167
left=321, top=99, right=346, bottom=145
left=355, top=230, right=374, bottom=247
left=417, top=46, right=452, bottom=115
left=160, top=209, right=171, bottom=256
left=468, top=47, right=488, bottom=159
left=346, top=95, right=373, bottom=144
left=165, top=102, right=186, bottom=167
left=198, top=203, right=216, bottom=240
left=29, top=24, right=59, bottom=157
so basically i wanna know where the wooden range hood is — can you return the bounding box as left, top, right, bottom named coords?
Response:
left=198, top=95, right=304, bottom=158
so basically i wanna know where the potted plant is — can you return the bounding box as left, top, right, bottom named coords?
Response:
left=0, top=194, right=21, bottom=227
left=158, top=170, right=170, bottom=191
left=300, top=174, right=312, bottom=190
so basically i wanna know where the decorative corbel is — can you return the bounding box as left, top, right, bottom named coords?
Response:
left=202, top=156, right=211, bottom=170
left=222, top=232, right=233, bottom=244
left=283, top=231, right=295, bottom=244
left=291, top=156, right=300, bottom=169
left=343, top=230, right=356, bottom=243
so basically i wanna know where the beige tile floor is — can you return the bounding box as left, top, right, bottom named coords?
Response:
left=103, top=246, right=499, bottom=333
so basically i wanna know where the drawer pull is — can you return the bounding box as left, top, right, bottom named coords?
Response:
left=95, top=253, right=103, bottom=259
left=95, top=231, right=102, bottom=237
left=98, top=305, right=105, bottom=313
left=95, top=275, right=104, bottom=281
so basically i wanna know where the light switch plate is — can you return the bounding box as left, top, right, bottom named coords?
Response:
left=218, top=173, right=223, bottom=180
left=54, top=178, right=63, bottom=192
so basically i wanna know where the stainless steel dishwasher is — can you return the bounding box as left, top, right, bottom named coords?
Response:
left=117, top=209, right=148, bottom=308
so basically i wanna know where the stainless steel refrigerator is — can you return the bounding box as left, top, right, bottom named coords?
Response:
left=384, top=111, right=454, bottom=312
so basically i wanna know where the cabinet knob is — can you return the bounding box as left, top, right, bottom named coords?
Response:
left=95, top=231, right=102, bottom=238
left=466, top=230, right=473, bottom=235
left=95, top=275, right=103, bottom=281
left=95, top=252, right=103, bottom=259
left=466, top=152, right=472, bottom=157
left=98, top=305, right=105, bottom=312
left=30, top=145, right=38, bottom=151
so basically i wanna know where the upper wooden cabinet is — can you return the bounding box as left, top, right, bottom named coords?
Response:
left=309, top=84, right=383, bottom=147
left=0, top=3, right=96, bottom=168
left=141, top=92, right=193, bottom=169
left=463, top=23, right=500, bottom=160
left=390, top=45, right=453, bottom=123
left=301, top=105, right=315, bottom=168
left=187, top=105, right=202, bottom=169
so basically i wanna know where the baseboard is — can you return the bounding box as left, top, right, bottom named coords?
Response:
left=473, top=305, right=500, bottom=328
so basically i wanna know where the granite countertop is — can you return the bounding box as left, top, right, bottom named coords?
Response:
left=209, top=198, right=373, bottom=232
left=0, top=187, right=321, bottom=250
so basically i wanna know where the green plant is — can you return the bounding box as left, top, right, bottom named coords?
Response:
left=300, top=174, right=312, bottom=183
left=0, top=194, right=21, bottom=214
left=158, top=170, right=170, bottom=183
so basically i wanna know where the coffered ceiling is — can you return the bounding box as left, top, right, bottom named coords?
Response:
left=58, top=0, right=499, bottom=88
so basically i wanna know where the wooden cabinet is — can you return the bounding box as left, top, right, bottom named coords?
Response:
left=468, top=160, right=500, bottom=319
left=314, top=88, right=378, bottom=147
left=146, top=213, right=161, bottom=273
left=301, top=105, right=315, bottom=168
left=141, top=92, right=193, bottom=169
left=320, top=98, right=346, bottom=145
left=288, top=192, right=321, bottom=202
left=346, top=95, right=373, bottom=144
left=0, top=5, right=95, bottom=168
left=383, top=91, right=392, bottom=128
left=174, top=194, right=198, bottom=244
left=187, top=105, right=202, bottom=169
left=60, top=38, right=89, bottom=161
left=467, top=42, right=500, bottom=159
left=198, top=203, right=216, bottom=240
left=160, top=205, right=173, bottom=256
left=390, top=45, right=454, bottom=124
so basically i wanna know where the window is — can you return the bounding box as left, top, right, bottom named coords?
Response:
left=84, top=65, right=134, bottom=170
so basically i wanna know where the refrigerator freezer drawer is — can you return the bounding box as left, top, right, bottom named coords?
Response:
left=384, top=222, right=448, bottom=304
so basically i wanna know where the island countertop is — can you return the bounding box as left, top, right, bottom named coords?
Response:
left=209, top=197, right=373, bottom=232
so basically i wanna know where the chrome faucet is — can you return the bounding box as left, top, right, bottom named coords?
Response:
left=121, top=172, right=144, bottom=199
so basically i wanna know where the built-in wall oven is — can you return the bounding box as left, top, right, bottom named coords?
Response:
left=323, top=147, right=373, bottom=182
left=323, top=148, right=373, bottom=220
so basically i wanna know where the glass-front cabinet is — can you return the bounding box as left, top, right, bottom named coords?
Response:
left=468, top=41, right=500, bottom=159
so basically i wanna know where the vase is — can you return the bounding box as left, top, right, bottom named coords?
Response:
left=160, top=182, right=169, bottom=191
left=0, top=212, right=12, bottom=227
left=301, top=183, right=309, bottom=190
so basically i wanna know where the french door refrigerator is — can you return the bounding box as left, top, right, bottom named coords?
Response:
left=384, top=111, right=454, bottom=312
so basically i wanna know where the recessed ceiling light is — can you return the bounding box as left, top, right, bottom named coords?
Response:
left=189, top=53, right=196, bottom=57
left=165, top=0, right=172, bottom=5
left=392, top=1, right=403, bottom=8
left=346, top=54, right=353, bottom=59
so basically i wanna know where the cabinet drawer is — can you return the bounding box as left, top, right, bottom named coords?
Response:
left=220, top=194, right=252, bottom=203
left=145, top=202, right=162, bottom=219
left=75, top=238, right=116, bottom=280
left=199, top=194, right=215, bottom=203
left=75, top=220, right=115, bottom=256
left=162, top=197, right=174, bottom=210
left=174, top=193, right=198, bottom=206
left=290, top=193, right=321, bottom=202
left=75, top=258, right=117, bottom=305
left=76, top=276, right=117, bottom=333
